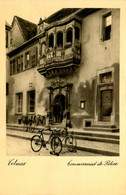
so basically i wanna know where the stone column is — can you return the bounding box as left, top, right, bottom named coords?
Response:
left=63, top=29, right=66, bottom=49
left=72, top=24, right=75, bottom=47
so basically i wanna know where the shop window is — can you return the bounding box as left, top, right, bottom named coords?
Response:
left=75, top=27, right=80, bottom=40
left=102, top=13, right=112, bottom=41
left=27, top=90, right=35, bottom=113
left=16, top=93, right=23, bottom=113
left=80, top=100, right=85, bottom=109
left=57, top=32, right=63, bottom=48
left=25, top=52, right=30, bottom=69
left=66, top=28, right=73, bottom=43
left=49, top=34, right=54, bottom=48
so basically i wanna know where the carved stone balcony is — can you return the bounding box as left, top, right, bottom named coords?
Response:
left=37, top=40, right=81, bottom=78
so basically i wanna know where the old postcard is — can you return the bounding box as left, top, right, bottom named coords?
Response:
left=0, top=0, right=126, bottom=194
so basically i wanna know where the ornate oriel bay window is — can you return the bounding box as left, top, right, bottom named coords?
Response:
left=37, top=16, right=82, bottom=78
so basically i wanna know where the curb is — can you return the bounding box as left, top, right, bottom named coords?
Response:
left=6, top=133, right=119, bottom=156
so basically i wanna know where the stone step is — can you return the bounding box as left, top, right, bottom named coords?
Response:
left=75, top=135, right=119, bottom=144
left=84, top=126, right=119, bottom=133
left=72, top=130, right=119, bottom=139
left=6, top=129, right=119, bottom=156
left=92, top=123, right=117, bottom=128
left=7, top=125, right=119, bottom=144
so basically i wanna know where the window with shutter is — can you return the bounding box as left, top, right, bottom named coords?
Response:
left=31, top=47, right=37, bottom=67
left=25, top=52, right=30, bottom=69
left=17, top=57, right=21, bottom=72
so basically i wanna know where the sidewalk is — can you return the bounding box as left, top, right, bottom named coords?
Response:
left=6, top=124, right=119, bottom=156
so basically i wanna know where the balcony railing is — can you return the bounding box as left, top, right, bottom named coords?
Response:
left=37, top=39, right=81, bottom=78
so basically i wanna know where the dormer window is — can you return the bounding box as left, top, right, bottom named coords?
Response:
left=49, top=34, right=54, bottom=48
left=57, top=32, right=63, bottom=48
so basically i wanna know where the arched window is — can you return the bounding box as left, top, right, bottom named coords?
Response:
left=49, top=34, right=54, bottom=48
left=66, top=28, right=73, bottom=43
left=57, top=32, right=63, bottom=48
left=75, top=27, right=80, bottom=40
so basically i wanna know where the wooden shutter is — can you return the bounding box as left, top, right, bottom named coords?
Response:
left=30, top=47, right=37, bottom=67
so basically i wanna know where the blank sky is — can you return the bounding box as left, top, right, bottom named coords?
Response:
left=4, top=1, right=64, bottom=25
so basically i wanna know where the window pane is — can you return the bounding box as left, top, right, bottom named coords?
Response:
left=57, top=32, right=63, bottom=47
left=103, top=13, right=112, bottom=41
left=105, top=15, right=112, bottom=27
left=27, top=91, right=35, bottom=113
left=75, top=27, right=80, bottom=40
left=67, top=29, right=72, bottom=43
left=25, top=53, right=29, bottom=69
left=16, top=93, right=23, bottom=113
left=49, top=34, right=54, bottom=48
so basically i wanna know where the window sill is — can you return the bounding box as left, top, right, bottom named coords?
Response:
left=27, top=112, right=35, bottom=115
left=15, top=113, right=23, bottom=115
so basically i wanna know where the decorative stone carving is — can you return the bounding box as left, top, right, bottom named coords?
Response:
left=51, top=79, right=64, bottom=87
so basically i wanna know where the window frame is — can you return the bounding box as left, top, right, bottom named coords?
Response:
left=57, top=31, right=63, bottom=48
left=49, top=34, right=54, bottom=49
left=102, top=12, right=112, bottom=42
left=25, top=52, right=30, bottom=69
left=80, top=100, right=86, bottom=110
left=27, top=90, right=35, bottom=114
left=66, top=28, right=73, bottom=43
left=15, top=92, right=23, bottom=114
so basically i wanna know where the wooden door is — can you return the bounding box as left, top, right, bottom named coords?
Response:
left=101, top=90, right=112, bottom=121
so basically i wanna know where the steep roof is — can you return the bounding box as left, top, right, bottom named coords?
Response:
left=44, top=8, right=80, bottom=23
left=5, top=21, right=12, bottom=30
left=12, top=16, right=37, bottom=41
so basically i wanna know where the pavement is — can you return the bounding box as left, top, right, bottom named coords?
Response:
left=7, top=136, right=101, bottom=156
left=6, top=124, right=120, bottom=156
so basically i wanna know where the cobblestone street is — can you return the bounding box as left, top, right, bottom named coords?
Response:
left=6, top=136, right=100, bottom=156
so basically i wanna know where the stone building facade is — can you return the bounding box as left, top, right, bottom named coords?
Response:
left=6, top=8, right=120, bottom=129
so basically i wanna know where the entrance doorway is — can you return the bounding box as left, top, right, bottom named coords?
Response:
left=101, top=90, right=112, bottom=121
left=53, top=94, right=65, bottom=123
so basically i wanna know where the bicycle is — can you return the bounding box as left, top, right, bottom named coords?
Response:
left=20, top=115, right=35, bottom=132
left=31, top=115, right=46, bottom=133
left=53, top=126, right=77, bottom=152
left=31, top=126, right=62, bottom=156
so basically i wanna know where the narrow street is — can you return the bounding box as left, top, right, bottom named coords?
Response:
left=6, top=136, right=100, bottom=156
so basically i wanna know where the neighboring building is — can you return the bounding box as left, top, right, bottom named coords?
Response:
left=6, top=21, right=12, bottom=123
left=6, top=8, right=120, bottom=130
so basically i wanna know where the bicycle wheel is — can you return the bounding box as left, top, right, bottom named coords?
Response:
left=31, top=135, right=43, bottom=152
left=65, top=135, right=77, bottom=152
left=51, top=136, right=62, bottom=155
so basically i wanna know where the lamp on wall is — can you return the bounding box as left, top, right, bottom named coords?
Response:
left=83, top=83, right=86, bottom=88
